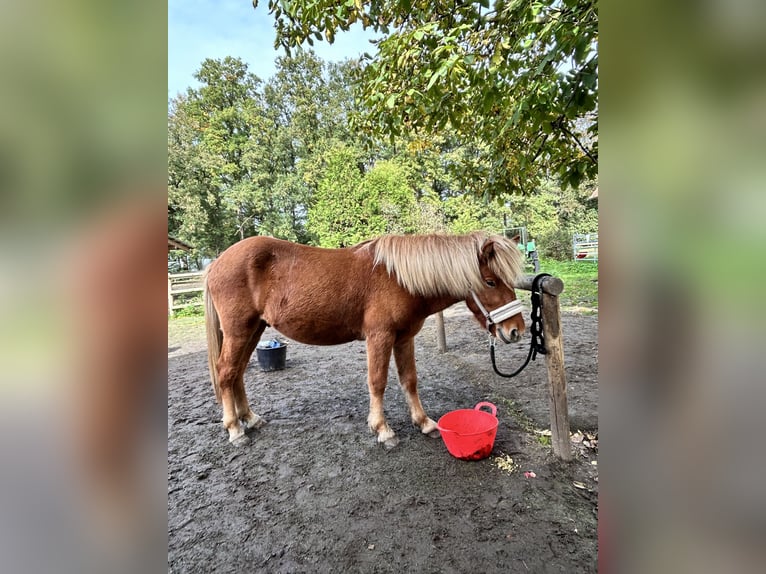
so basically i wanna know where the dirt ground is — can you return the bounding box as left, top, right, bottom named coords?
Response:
left=168, top=305, right=598, bottom=573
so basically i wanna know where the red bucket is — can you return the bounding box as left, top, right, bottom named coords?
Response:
left=437, top=402, right=499, bottom=461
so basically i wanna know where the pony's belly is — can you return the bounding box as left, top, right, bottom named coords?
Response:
left=274, top=327, right=362, bottom=346
left=268, top=319, right=362, bottom=346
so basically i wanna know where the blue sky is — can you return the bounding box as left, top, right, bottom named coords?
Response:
left=168, top=0, right=377, bottom=98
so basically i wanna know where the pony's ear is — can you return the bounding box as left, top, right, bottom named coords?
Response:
left=481, top=238, right=497, bottom=260
left=510, top=234, right=521, bottom=245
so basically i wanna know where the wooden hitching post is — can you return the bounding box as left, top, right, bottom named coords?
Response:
left=515, top=275, right=572, bottom=460
left=435, top=311, right=447, bottom=353
left=541, top=285, right=572, bottom=461
left=168, top=274, right=173, bottom=316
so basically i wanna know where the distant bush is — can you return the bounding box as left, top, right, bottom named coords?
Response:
left=539, top=229, right=574, bottom=260
left=172, top=305, right=203, bottom=318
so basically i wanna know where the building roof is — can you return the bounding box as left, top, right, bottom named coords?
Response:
left=168, top=236, right=193, bottom=251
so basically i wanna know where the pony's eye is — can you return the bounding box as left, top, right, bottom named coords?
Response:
left=485, top=279, right=496, bottom=288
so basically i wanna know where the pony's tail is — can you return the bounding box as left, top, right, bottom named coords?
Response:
left=204, top=271, right=223, bottom=403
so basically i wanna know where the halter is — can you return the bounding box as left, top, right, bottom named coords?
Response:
left=469, top=291, right=525, bottom=344
left=485, top=273, right=551, bottom=378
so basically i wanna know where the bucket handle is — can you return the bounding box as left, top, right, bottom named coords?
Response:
left=474, top=402, right=497, bottom=417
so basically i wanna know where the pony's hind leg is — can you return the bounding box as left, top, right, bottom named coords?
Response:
left=217, top=331, right=260, bottom=445
left=394, top=337, right=439, bottom=437
left=234, top=321, right=267, bottom=432
left=365, top=332, right=398, bottom=448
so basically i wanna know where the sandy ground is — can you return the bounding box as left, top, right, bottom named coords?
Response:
left=168, top=305, right=598, bottom=573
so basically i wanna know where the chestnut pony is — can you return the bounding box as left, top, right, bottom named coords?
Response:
left=204, top=231, right=526, bottom=447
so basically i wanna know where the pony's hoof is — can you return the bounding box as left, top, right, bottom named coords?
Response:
left=419, top=418, right=439, bottom=437
left=376, top=426, right=398, bottom=449
left=230, top=434, right=251, bottom=447
left=243, top=414, right=266, bottom=431
left=382, top=436, right=400, bottom=449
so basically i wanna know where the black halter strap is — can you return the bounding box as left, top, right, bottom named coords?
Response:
left=489, top=273, right=550, bottom=378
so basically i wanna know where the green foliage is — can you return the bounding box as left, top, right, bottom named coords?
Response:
left=540, top=229, right=575, bottom=260
left=254, top=0, right=598, bottom=195
left=361, top=159, right=417, bottom=234
left=171, top=304, right=204, bottom=318
left=410, top=191, right=449, bottom=233
left=504, top=179, right=598, bottom=259
left=168, top=51, right=598, bottom=266
left=443, top=194, right=506, bottom=235
left=307, top=144, right=366, bottom=247
left=308, top=147, right=418, bottom=246
left=168, top=53, right=364, bottom=255
left=168, top=57, right=264, bottom=255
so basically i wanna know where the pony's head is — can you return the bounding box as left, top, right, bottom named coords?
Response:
left=464, top=235, right=526, bottom=344
left=371, top=231, right=526, bottom=342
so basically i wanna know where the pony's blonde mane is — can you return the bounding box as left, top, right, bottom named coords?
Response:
left=371, top=231, right=525, bottom=298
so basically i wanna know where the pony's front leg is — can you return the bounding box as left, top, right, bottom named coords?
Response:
left=365, top=333, right=398, bottom=448
left=394, top=337, right=439, bottom=437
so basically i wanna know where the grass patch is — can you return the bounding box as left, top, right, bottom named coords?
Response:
left=168, top=314, right=205, bottom=344
left=171, top=304, right=204, bottom=318
left=492, top=396, right=538, bottom=433
left=168, top=314, right=205, bottom=326
left=492, top=396, right=556, bottom=454
left=537, top=258, right=598, bottom=311
left=537, top=434, right=552, bottom=447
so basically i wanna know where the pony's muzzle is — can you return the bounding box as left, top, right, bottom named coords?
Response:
left=497, top=326, right=522, bottom=344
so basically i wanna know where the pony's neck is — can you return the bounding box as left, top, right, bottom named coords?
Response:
left=423, top=294, right=464, bottom=316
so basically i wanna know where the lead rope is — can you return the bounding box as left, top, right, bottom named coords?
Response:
left=490, top=273, right=551, bottom=378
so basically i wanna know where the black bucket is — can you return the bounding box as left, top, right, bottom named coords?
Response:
left=256, top=342, right=286, bottom=372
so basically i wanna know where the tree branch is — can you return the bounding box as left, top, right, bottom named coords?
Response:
left=557, top=119, right=597, bottom=163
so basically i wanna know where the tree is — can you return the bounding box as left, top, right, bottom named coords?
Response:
left=308, top=146, right=420, bottom=246
left=257, top=51, right=364, bottom=241
left=307, top=144, right=367, bottom=247
left=444, top=193, right=508, bottom=234
left=191, top=59, right=265, bottom=242
left=168, top=57, right=265, bottom=254
left=168, top=53, right=365, bottom=253
left=362, top=159, right=418, bottom=234
left=505, top=178, right=598, bottom=258
left=253, top=0, right=598, bottom=195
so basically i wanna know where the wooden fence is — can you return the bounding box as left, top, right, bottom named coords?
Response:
left=168, top=271, right=204, bottom=315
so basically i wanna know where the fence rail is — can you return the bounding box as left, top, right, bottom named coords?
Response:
left=168, top=271, right=204, bottom=315
left=572, top=233, right=598, bottom=262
